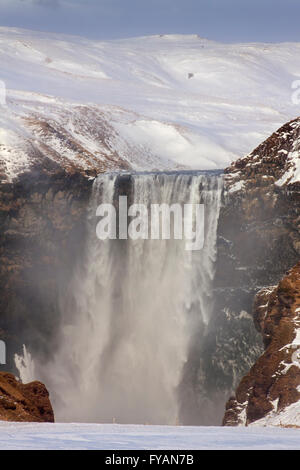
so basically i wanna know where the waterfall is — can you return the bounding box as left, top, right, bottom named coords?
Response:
left=15, top=171, right=223, bottom=424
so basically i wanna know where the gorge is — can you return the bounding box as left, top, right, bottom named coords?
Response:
left=15, top=170, right=224, bottom=424
left=1, top=117, right=299, bottom=425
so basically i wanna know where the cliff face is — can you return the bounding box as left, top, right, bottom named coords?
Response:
left=220, top=117, right=300, bottom=290
left=223, top=262, right=300, bottom=426
left=0, top=372, right=54, bottom=422
left=180, top=117, right=300, bottom=425
left=219, top=117, right=300, bottom=426
left=0, top=162, right=93, bottom=371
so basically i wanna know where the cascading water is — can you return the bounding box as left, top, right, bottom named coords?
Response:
left=16, top=171, right=223, bottom=424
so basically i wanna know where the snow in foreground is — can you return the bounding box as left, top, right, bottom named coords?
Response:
left=0, top=423, right=299, bottom=450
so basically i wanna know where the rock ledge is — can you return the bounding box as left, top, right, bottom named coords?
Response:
left=0, top=372, right=54, bottom=422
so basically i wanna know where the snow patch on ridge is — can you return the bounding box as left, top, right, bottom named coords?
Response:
left=251, top=400, right=300, bottom=428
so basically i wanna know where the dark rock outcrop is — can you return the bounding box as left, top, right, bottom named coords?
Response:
left=0, top=371, right=54, bottom=422
left=223, top=262, right=300, bottom=426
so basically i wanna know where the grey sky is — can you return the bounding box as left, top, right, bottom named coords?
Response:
left=0, top=0, right=299, bottom=42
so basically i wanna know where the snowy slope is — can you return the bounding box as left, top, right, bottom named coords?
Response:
left=0, top=422, right=300, bottom=450
left=0, top=28, right=300, bottom=179
left=251, top=401, right=300, bottom=428
left=0, top=92, right=189, bottom=181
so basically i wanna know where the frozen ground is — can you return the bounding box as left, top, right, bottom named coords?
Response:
left=0, top=422, right=299, bottom=450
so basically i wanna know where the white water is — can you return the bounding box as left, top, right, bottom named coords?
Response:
left=16, top=172, right=223, bottom=425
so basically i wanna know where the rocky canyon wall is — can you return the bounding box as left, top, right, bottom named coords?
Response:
left=223, top=262, right=300, bottom=426
left=0, top=161, right=92, bottom=372
left=180, top=117, right=300, bottom=425
left=219, top=118, right=300, bottom=426
left=0, top=117, right=299, bottom=425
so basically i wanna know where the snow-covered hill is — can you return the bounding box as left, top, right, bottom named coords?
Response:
left=1, top=28, right=300, bottom=179
left=0, top=92, right=188, bottom=181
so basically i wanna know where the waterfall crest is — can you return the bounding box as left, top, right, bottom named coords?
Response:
left=16, top=171, right=223, bottom=424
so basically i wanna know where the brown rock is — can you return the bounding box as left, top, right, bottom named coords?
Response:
left=223, top=262, right=300, bottom=426
left=0, top=372, right=54, bottom=422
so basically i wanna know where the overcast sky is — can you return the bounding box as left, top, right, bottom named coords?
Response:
left=0, top=0, right=299, bottom=42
